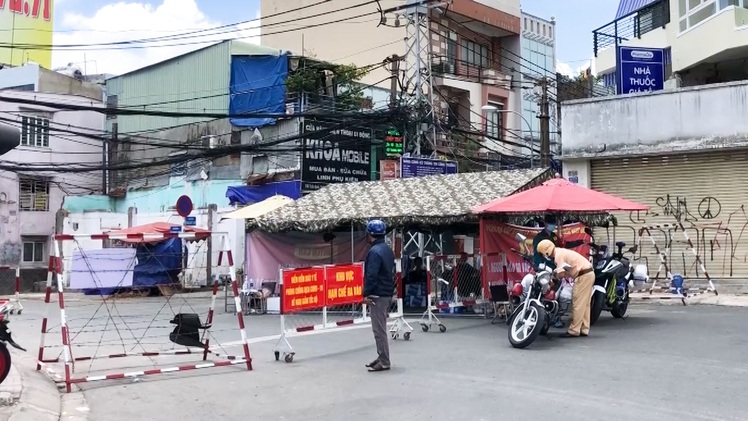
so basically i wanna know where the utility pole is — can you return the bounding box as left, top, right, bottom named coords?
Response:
left=539, top=78, right=551, bottom=167
left=404, top=0, right=440, bottom=156
left=105, top=123, right=117, bottom=194
left=389, top=54, right=400, bottom=109
left=555, top=72, right=562, bottom=156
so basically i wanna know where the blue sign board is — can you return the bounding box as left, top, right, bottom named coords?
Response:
left=400, top=157, right=458, bottom=178
left=185, top=216, right=197, bottom=226
left=616, top=46, right=665, bottom=95
left=170, top=226, right=182, bottom=233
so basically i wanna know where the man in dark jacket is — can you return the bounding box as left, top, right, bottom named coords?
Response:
left=363, top=219, right=394, bottom=372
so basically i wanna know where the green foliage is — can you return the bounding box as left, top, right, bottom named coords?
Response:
left=285, top=60, right=372, bottom=111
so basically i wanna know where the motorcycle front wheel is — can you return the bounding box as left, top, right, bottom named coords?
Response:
left=508, top=302, right=546, bottom=349
left=0, top=345, right=11, bottom=385
left=590, top=291, right=605, bottom=325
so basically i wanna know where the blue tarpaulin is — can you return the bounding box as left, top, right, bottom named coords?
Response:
left=229, top=54, right=289, bottom=127
left=226, top=180, right=301, bottom=206
left=133, top=238, right=184, bottom=287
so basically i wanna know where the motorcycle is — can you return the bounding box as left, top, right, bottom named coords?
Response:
left=587, top=231, right=639, bottom=325
left=0, top=299, right=25, bottom=384
left=506, top=233, right=570, bottom=349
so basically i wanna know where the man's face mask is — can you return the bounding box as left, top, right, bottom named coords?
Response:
left=546, top=223, right=557, bottom=232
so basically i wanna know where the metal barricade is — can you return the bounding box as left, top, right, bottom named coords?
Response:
left=420, top=254, right=487, bottom=332
left=273, top=262, right=413, bottom=363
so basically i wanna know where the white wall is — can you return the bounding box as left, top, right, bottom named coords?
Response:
left=673, top=6, right=748, bottom=72
left=0, top=91, right=103, bottom=267
left=476, top=0, right=521, bottom=17
left=61, top=208, right=245, bottom=288
left=562, top=159, right=591, bottom=188
left=0, top=64, right=39, bottom=91
left=561, top=79, right=748, bottom=157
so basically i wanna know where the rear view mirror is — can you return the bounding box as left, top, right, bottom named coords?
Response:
left=628, top=245, right=638, bottom=254
left=515, top=233, right=527, bottom=242
left=584, top=227, right=594, bottom=236
left=561, top=263, right=572, bottom=272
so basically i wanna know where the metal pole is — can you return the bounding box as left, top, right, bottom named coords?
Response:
left=539, top=78, right=551, bottom=167
left=106, top=122, right=117, bottom=194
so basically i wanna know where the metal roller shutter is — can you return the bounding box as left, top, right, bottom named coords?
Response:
left=590, top=150, right=748, bottom=282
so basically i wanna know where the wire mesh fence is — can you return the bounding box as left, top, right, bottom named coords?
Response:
left=38, top=232, right=251, bottom=392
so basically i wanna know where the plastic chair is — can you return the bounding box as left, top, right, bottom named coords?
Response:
left=488, top=284, right=512, bottom=324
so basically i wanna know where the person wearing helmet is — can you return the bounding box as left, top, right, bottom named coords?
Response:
left=363, top=219, right=395, bottom=372
left=536, top=239, right=595, bottom=338
left=532, top=215, right=559, bottom=269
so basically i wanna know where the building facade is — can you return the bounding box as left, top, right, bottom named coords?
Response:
left=0, top=89, right=104, bottom=283
left=261, top=0, right=526, bottom=163
left=561, top=80, right=748, bottom=290
left=593, top=0, right=748, bottom=92
left=519, top=12, right=558, bottom=157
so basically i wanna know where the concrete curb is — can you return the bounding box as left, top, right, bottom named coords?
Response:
left=631, top=293, right=748, bottom=307
left=6, top=354, right=90, bottom=421
left=8, top=356, right=61, bottom=421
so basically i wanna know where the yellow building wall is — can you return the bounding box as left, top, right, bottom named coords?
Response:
left=0, top=0, right=54, bottom=68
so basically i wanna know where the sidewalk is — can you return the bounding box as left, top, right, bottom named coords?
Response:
left=0, top=353, right=89, bottom=421
left=630, top=292, right=748, bottom=307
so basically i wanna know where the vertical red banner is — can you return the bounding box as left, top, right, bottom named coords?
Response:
left=281, top=267, right=326, bottom=314
left=324, top=263, right=364, bottom=306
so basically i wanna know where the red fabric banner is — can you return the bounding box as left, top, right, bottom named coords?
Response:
left=325, top=263, right=364, bottom=307
left=481, top=221, right=591, bottom=287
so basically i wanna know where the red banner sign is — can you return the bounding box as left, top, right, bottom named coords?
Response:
left=481, top=221, right=591, bottom=286
left=282, top=267, right=326, bottom=313
left=325, top=263, right=364, bottom=306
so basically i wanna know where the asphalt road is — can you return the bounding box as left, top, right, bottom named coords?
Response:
left=7, top=296, right=748, bottom=421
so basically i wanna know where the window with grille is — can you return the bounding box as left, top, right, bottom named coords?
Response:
left=20, top=115, right=50, bottom=148
left=22, top=239, right=46, bottom=263
left=19, top=178, right=50, bottom=212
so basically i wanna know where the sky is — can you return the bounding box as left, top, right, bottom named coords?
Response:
left=50, top=0, right=621, bottom=76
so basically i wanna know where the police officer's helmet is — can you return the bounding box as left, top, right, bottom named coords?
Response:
left=366, top=219, right=387, bottom=236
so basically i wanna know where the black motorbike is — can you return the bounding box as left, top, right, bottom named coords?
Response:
left=588, top=235, right=638, bottom=325
left=0, top=300, right=25, bottom=384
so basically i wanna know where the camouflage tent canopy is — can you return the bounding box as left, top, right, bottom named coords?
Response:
left=250, top=168, right=553, bottom=233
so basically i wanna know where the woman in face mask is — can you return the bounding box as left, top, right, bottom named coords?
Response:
left=532, top=215, right=559, bottom=269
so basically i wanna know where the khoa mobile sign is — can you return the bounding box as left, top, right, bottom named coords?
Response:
left=301, top=119, right=373, bottom=192
left=616, top=46, right=665, bottom=95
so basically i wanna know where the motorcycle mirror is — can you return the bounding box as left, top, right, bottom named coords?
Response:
left=584, top=227, right=594, bottom=236
left=561, top=263, right=572, bottom=271
left=515, top=233, right=527, bottom=242
left=628, top=245, right=638, bottom=254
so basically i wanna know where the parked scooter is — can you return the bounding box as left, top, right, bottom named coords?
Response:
left=587, top=229, right=639, bottom=324
left=506, top=233, right=570, bottom=349
left=0, top=299, right=25, bottom=384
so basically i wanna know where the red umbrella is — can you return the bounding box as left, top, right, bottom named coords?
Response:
left=472, top=176, right=648, bottom=214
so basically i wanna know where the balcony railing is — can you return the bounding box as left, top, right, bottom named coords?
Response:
left=432, top=55, right=512, bottom=87
left=593, top=0, right=670, bottom=57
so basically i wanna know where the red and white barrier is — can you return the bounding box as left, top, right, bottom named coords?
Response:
left=272, top=263, right=412, bottom=363
left=36, top=232, right=253, bottom=392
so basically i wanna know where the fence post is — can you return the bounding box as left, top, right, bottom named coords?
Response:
left=207, top=204, right=217, bottom=286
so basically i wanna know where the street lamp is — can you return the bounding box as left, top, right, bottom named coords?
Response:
left=481, top=104, right=535, bottom=168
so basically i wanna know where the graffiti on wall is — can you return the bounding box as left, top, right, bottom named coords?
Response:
left=611, top=194, right=748, bottom=279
